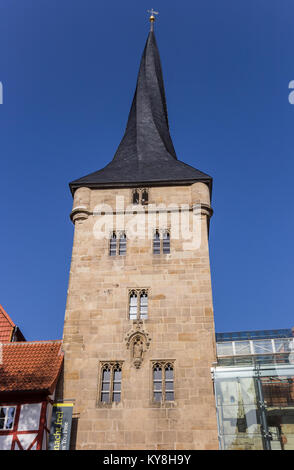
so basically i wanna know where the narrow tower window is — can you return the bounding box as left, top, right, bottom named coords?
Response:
left=109, top=232, right=117, bottom=256
left=129, top=289, right=149, bottom=320
left=129, top=291, right=138, bottom=320
left=153, top=364, right=162, bottom=402
left=99, top=362, right=123, bottom=404
left=153, top=230, right=171, bottom=254
left=112, top=365, right=122, bottom=402
left=164, top=364, right=174, bottom=401
left=152, top=361, right=175, bottom=403
left=109, top=232, right=127, bottom=256
left=162, top=230, right=170, bottom=254
left=100, top=365, right=111, bottom=403
left=140, top=291, right=148, bottom=319
left=119, top=233, right=127, bottom=256
left=153, top=230, right=161, bottom=255
left=132, top=190, right=140, bottom=204
left=132, top=188, right=149, bottom=205
left=141, top=189, right=148, bottom=205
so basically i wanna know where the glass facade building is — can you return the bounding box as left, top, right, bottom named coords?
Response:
left=213, top=328, right=294, bottom=450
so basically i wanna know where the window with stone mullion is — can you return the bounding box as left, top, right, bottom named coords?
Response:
left=152, top=362, right=174, bottom=403
left=162, top=231, right=170, bottom=254
left=119, top=233, right=127, bottom=255
left=100, top=365, right=111, bottom=403
left=109, top=232, right=117, bottom=256
left=100, top=363, right=122, bottom=404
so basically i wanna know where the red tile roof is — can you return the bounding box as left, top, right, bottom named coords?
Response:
left=0, top=304, right=15, bottom=343
left=0, top=341, right=64, bottom=393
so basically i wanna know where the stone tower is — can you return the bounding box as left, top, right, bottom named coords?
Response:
left=60, top=19, right=219, bottom=450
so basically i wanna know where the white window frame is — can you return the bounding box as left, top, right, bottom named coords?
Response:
left=0, top=406, right=16, bottom=431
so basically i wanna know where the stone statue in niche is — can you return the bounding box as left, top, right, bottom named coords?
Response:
left=125, top=322, right=151, bottom=369
left=133, top=336, right=144, bottom=368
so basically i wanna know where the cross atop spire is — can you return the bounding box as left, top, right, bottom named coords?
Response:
left=147, top=9, right=158, bottom=31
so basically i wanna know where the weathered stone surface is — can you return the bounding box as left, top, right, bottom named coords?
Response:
left=58, top=183, right=219, bottom=450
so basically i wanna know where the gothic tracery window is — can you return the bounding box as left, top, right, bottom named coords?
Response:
left=153, top=230, right=161, bottom=255
left=132, top=188, right=149, bottom=205
left=152, top=361, right=175, bottom=403
left=119, top=233, right=127, bottom=255
left=109, top=232, right=117, bottom=256
left=109, top=231, right=127, bottom=256
left=99, top=362, right=123, bottom=404
left=129, top=289, right=148, bottom=320
left=153, top=229, right=170, bottom=255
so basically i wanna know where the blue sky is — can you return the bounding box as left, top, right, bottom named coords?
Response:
left=0, top=0, right=293, bottom=340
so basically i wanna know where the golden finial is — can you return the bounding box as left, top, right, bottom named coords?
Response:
left=147, top=9, right=159, bottom=31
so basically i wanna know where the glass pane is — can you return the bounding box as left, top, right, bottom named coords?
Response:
left=129, top=293, right=137, bottom=319
left=140, top=294, right=148, bottom=319
left=102, top=369, right=111, bottom=382
left=113, top=382, right=121, bottom=392
left=6, top=408, right=15, bottom=429
left=165, top=382, right=174, bottom=391
left=0, top=408, right=6, bottom=419
left=109, top=234, right=116, bottom=256
left=113, top=369, right=121, bottom=381
left=141, top=190, right=148, bottom=205
left=154, top=382, right=162, bottom=391
left=216, top=342, right=233, bottom=357
left=102, top=382, right=110, bottom=391
left=221, top=433, right=263, bottom=451
left=274, top=339, right=291, bottom=353
left=153, top=232, right=160, bottom=254
left=154, top=392, right=162, bottom=402
left=113, top=392, right=121, bottom=403
left=162, top=232, right=170, bottom=254
left=153, top=367, right=162, bottom=380
left=0, top=418, right=5, bottom=430
left=165, top=391, right=174, bottom=401
left=133, top=191, right=139, bottom=204
left=253, top=340, right=273, bottom=354
left=165, top=366, right=173, bottom=380
left=234, top=341, right=251, bottom=356
left=101, top=392, right=109, bottom=403
left=119, top=239, right=126, bottom=255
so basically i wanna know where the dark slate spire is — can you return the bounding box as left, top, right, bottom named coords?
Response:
left=69, top=28, right=212, bottom=195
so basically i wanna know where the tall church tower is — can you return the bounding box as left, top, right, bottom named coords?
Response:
left=60, top=17, right=219, bottom=450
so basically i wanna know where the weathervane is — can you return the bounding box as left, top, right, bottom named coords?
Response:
left=147, top=9, right=159, bottom=31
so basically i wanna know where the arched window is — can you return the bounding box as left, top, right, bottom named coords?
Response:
left=100, top=365, right=111, bottom=403
left=141, top=189, right=148, bottom=205
left=129, top=291, right=138, bottom=320
left=153, top=364, right=162, bottom=402
left=140, top=291, right=148, bottom=319
left=109, top=232, right=117, bottom=256
left=162, top=230, right=170, bottom=254
left=112, top=364, right=122, bottom=402
left=152, top=361, right=175, bottom=403
left=164, top=364, right=174, bottom=401
left=132, top=190, right=139, bottom=205
left=153, top=230, right=161, bottom=255
left=119, top=233, right=127, bottom=256
left=100, top=362, right=123, bottom=404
